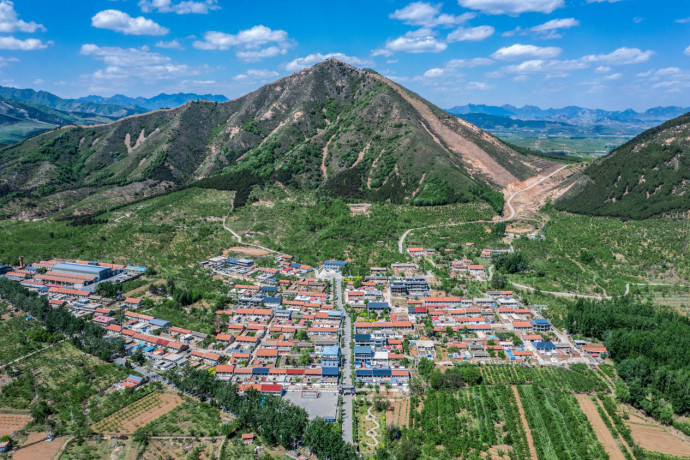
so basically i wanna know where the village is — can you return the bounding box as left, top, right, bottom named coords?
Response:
left=0, top=237, right=609, bottom=437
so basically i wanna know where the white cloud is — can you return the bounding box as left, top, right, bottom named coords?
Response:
left=233, top=69, right=280, bottom=81
left=423, top=67, right=447, bottom=77
left=501, top=59, right=588, bottom=74
left=156, top=39, right=184, bottom=49
left=457, top=0, right=564, bottom=15
left=390, top=2, right=475, bottom=27
left=80, top=44, right=200, bottom=82
left=193, top=25, right=293, bottom=61
left=581, top=47, right=654, bottom=65
left=382, top=29, right=447, bottom=54
left=0, top=55, right=17, bottom=66
left=0, top=36, right=51, bottom=50
left=603, top=72, right=622, bottom=80
left=595, top=65, right=612, bottom=73
left=491, top=44, right=561, bottom=60
left=633, top=17, right=643, bottom=24
left=685, top=45, right=690, bottom=56
left=586, top=0, right=622, bottom=3
left=139, top=0, right=219, bottom=14
left=446, top=57, right=494, bottom=68
left=676, top=17, right=690, bottom=24
left=466, top=81, right=492, bottom=90
left=503, top=17, right=578, bottom=39
left=447, top=25, right=494, bottom=42
left=285, top=52, right=371, bottom=72
left=0, top=0, right=44, bottom=33
left=33, top=78, right=43, bottom=84
left=532, top=17, right=579, bottom=32
left=92, top=10, right=168, bottom=36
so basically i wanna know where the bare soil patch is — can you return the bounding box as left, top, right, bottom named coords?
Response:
left=512, top=386, right=537, bottom=460
left=13, top=432, right=67, bottom=460
left=224, top=246, right=270, bottom=257
left=576, top=395, right=626, bottom=460
left=386, top=398, right=410, bottom=428
left=349, top=203, right=371, bottom=217
left=0, top=412, right=31, bottom=436
left=627, top=414, right=690, bottom=457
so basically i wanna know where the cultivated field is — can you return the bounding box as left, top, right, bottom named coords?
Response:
left=627, top=414, right=690, bottom=457
left=142, top=438, right=223, bottom=460
left=0, top=411, right=30, bottom=436
left=12, top=432, right=67, bottom=460
left=576, top=395, right=626, bottom=460
left=91, top=391, right=184, bottom=434
left=386, top=398, right=410, bottom=427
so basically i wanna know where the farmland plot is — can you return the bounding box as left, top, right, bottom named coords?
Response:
left=91, top=391, right=184, bottom=434
left=408, top=385, right=531, bottom=459
left=518, top=385, right=607, bottom=460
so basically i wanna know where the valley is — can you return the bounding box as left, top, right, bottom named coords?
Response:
left=0, top=58, right=688, bottom=460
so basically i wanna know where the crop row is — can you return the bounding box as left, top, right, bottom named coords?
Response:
left=518, top=385, right=607, bottom=460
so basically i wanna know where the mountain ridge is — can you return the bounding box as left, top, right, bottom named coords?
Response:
left=0, top=59, right=553, bottom=220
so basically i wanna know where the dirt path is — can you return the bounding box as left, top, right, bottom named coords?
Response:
left=576, top=395, right=626, bottom=460
left=512, top=386, right=537, bottom=460
left=503, top=164, right=569, bottom=220
left=364, top=406, right=380, bottom=449
left=321, top=133, right=336, bottom=179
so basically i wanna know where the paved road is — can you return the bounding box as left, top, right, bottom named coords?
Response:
left=334, top=275, right=354, bottom=444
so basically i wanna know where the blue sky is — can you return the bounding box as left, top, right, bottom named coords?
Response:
left=1, top=0, right=689, bottom=110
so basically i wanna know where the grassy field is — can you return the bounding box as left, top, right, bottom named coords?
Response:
left=0, top=188, right=238, bottom=274
left=227, top=187, right=496, bottom=274
left=0, top=186, right=495, bottom=276
left=0, top=342, right=130, bottom=435
left=510, top=208, right=689, bottom=296
left=143, top=398, right=227, bottom=437
left=499, top=135, right=630, bottom=156
left=0, top=315, right=61, bottom=365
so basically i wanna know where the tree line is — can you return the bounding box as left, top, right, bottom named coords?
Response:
left=0, top=278, right=124, bottom=361
left=565, top=297, right=690, bottom=423
left=164, top=367, right=358, bottom=460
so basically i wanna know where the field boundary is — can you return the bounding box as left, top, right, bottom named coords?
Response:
left=512, top=386, right=537, bottom=460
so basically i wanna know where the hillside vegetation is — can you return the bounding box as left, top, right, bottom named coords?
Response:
left=557, top=113, right=690, bottom=218
left=0, top=60, right=551, bottom=219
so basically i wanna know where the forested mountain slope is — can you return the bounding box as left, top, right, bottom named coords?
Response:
left=0, top=60, right=552, bottom=219
left=557, top=113, right=690, bottom=218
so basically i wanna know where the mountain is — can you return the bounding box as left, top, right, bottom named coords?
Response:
left=0, top=59, right=553, bottom=219
left=447, top=104, right=690, bottom=134
left=78, top=93, right=229, bottom=111
left=0, top=86, right=146, bottom=119
left=456, top=113, right=622, bottom=136
left=556, top=113, right=690, bottom=219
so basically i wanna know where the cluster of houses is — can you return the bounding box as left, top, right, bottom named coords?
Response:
left=2, top=251, right=608, bottom=401
left=202, top=254, right=314, bottom=281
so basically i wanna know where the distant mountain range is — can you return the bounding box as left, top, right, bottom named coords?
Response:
left=447, top=104, right=690, bottom=137
left=0, top=86, right=228, bottom=144
left=77, top=93, right=228, bottom=111
left=557, top=112, right=690, bottom=218
left=447, top=104, right=690, bottom=124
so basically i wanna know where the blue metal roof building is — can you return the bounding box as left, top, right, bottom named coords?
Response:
left=367, top=302, right=390, bottom=311
left=150, top=318, right=171, bottom=328
left=53, top=262, right=113, bottom=281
